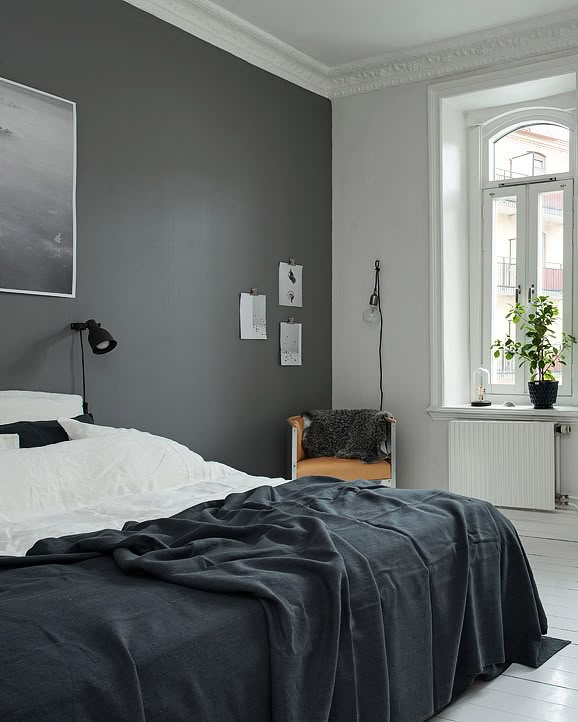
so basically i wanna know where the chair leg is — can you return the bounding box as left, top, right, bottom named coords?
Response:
left=290, top=426, right=298, bottom=480
left=390, top=423, right=397, bottom=488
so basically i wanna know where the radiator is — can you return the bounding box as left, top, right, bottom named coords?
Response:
left=449, top=421, right=556, bottom=511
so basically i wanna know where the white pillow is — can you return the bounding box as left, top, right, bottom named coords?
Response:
left=59, top=417, right=239, bottom=481
left=58, top=417, right=133, bottom=440
left=0, top=391, right=83, bottom=423
left=0, top=435, right=19, bottom=451
left=0, top=432, right=209, bottom=521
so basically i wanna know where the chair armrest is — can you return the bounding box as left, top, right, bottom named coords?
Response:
left=287, top=416, right=306, bottom=472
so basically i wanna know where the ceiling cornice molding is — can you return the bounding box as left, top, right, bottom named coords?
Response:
left=328, top=8, right=578, bottom=98
left=122, top=0, right=330, bottom=96
left=122, top=1, right=578, bottom=99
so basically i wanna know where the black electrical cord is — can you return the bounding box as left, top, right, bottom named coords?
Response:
left=79, top=330, right=88, bottom=414
left=377, top=269, right=383, bottom=411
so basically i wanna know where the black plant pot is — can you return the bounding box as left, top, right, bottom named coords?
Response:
left=528, top=380, right=559, bottom=409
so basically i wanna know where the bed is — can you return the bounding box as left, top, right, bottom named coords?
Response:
left=0, top=392, right=568, bottom=721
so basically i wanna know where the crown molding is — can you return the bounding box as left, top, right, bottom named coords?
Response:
left=327, top=8, right=578, bottom=98
left=122, top=0, right=330, bottom=96
left=122, top=1, right=578, bottom=99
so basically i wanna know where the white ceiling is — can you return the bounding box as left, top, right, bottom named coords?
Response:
left=209, top=0, right=578, bottom=67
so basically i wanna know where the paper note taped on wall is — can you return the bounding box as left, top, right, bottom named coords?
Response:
left=280, top=322, right=302, bottom=366
left=279, top=262, right=303, bottom=307
left=240, top=293, right=267, bottom=340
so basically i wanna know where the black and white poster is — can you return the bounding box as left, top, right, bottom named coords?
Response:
left=0, top=76, right=76, bottom=297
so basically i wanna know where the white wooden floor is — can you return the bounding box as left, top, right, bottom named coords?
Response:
left=433, top=536, right=578, bottom=722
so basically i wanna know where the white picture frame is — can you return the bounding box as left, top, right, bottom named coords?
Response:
left=0, top=75, right=77, bottom=298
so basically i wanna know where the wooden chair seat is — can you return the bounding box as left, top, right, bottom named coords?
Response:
left=296, top=456, right=392, bottom=481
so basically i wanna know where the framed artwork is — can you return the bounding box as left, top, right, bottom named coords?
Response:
left=0, top=75, right=76, bottom=297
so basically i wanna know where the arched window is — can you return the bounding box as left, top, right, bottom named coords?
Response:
left=478, top=109, right=575, bottom=397
left=493, top=124, right=569, bottom=180
left=483, top=110, right=574, bottom=185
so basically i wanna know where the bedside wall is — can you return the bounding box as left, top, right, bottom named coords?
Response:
left=0, top=0, right=332, bottom=477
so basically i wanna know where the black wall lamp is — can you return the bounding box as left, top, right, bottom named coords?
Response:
left=71, top=319, right=117, bottom=413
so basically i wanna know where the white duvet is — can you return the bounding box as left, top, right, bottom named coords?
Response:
left=0, top=419, right=286, bottom=557
left=0, top=468, right=286, bottom=557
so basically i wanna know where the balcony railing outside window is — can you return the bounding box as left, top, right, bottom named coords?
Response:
left=543, top=262, right=563, bottom=296
left=495, top=168, right=526, bottom=181
left=494, top=353, right=563, bottom=384
left=495, top=354, right=516, bottom=383
left=496, top=258, right=563, bottom=295
left=496, top=256, right=517, bottom=291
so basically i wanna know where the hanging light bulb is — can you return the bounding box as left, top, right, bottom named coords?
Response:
left=363, top=260, right=382, bottom=325
left=363, top=293, right=381, bottom=325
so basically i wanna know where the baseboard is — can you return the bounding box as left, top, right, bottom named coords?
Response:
left=501, top=507, right=578, bottom=542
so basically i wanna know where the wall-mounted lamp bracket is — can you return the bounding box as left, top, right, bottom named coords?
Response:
left=70, top=319, right=117, bottom=415
left=250, top=287, right=258, bottom=296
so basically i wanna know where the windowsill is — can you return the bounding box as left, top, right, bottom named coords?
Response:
left=428, top=404, right=578, bottom=422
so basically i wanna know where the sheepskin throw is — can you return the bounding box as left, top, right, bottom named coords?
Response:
left=302, top=409, right=395, bottom=464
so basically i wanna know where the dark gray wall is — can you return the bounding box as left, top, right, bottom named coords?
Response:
left=0, top=0, right=332, bottom=477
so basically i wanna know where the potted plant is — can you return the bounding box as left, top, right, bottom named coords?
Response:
left=492, top=295, right=576, bottom=409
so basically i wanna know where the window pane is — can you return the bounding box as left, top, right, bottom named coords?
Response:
left=493, top=124, right=569, bottom=181
left=491, top=195, right=518, bottom=385
left=537, top=189, right=565, bottom=383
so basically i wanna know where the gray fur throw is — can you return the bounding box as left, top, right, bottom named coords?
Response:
left=301, top=409, right=395, bottom=464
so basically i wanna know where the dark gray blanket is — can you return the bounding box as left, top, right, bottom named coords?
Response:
left=302, top=409, right=394, bottom=462
left=0, top=478, right=567, bottom=722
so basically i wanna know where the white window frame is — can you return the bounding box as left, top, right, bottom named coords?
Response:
left=428, top=56, right=578, bottom=418
left=483, top=108, right=575, bottom=185
left=475, top=111, right=575, bottom=403
left=480, top=179, right=574, bottom=399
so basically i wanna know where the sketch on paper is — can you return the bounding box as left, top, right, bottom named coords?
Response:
left=279, top=262, right=303, bottom=307
left=0, top=76, right=76, bottom=297
left=240, top=293, right=267, bottom=340
left=280, top=321, right=302, bottom=366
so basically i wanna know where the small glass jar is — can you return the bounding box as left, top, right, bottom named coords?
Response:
left=471, top=367, right=491, bottom=407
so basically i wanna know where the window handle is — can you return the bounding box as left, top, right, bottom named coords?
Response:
left=515, top=284, right=521, bottom=303
left=528, top=283, right=535, bottom=303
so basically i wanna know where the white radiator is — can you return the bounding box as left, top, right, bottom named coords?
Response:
left=449, top=421, right=556, bottom=511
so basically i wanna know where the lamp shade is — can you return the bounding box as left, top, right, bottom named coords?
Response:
left=86, top=319, right=117, bottom=355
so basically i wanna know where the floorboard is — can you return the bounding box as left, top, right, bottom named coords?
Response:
left=434, top=534, right=578, bottom=721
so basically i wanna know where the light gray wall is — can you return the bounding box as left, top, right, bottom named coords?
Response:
left=333, top=83, right=449, bottom=490
left=0, top=0, right=332, bottom=477
left=332, top=66, right=578, bottom=496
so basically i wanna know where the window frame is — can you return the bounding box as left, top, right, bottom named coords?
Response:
left=474, top=111, right=576, bottom=404
left=480, top=179, right=574, bottom=399
left=483, top=109, right=575, bottom=187
left=428, top=59, right=578, bottom=417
